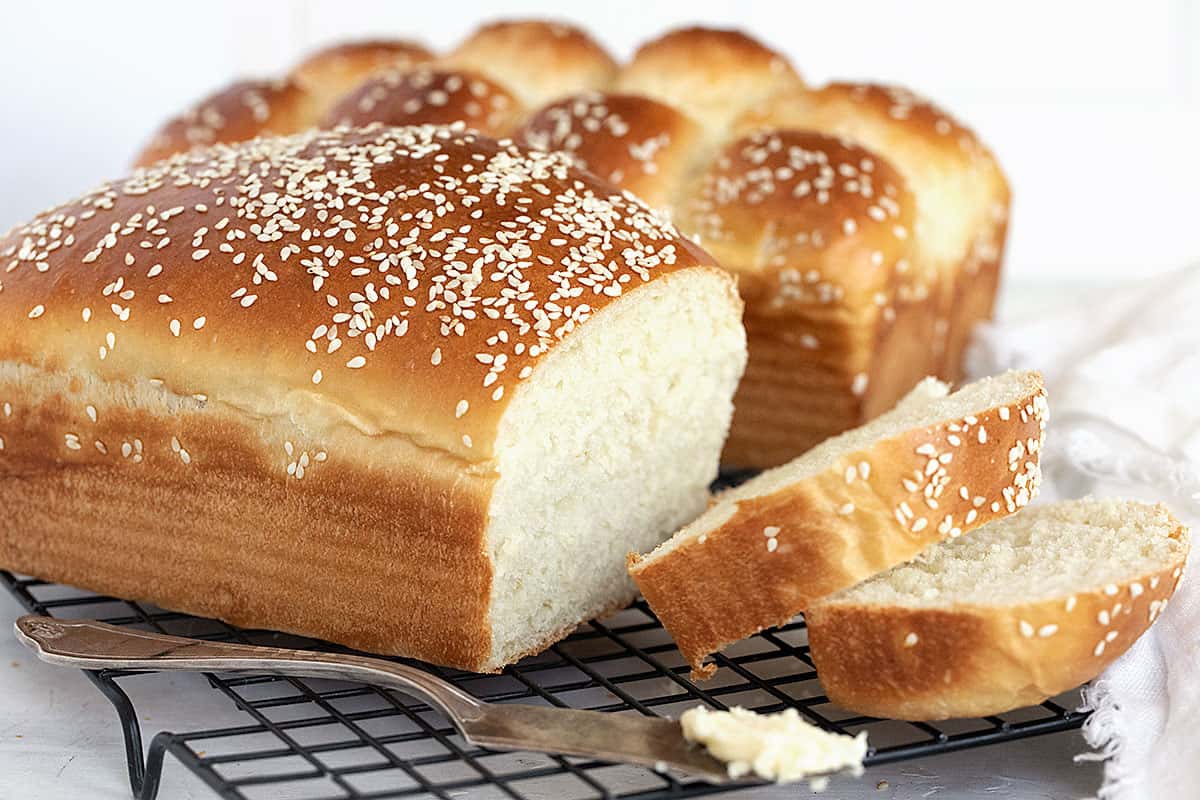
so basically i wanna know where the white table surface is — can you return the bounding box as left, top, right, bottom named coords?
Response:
left=0, top=280, right=1117, bottom=800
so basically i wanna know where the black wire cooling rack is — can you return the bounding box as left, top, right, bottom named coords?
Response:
left=1, top=569, right=1089, bottom=800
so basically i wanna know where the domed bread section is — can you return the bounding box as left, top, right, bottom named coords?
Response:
left=323, top=68, right=521, bottom=137
left=291, top=39, right=434, bottom=110
left=628, top=370, right=1047, bottom=680
left=806, top=499, right=1190, bottom=720
left=739, top=83, right=1010, bottom=380
left=676, top=130, right=925, bottom=466
left=519, top=92, right=704, bottom=209
left=444, top=20, right=618, bottom=108
left=134, top=79, right=318, bottom=167
left=0, top=124, right=748, bottom=672
left=617, top=27, right=803, bottom=132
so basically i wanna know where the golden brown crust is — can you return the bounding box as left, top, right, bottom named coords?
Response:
left=806, top=520, right=1189, bottom=719
left=617, top=27, right=803, bottom=130
left=519, top=92, right=703, bottom=210
left=737, top=82, right=1011, bottom=382
left=0, top=362, right=496, bottom=669
left=323, top=67, right=521, bottom=137
left=444, top=20, right=617, bottom=107
left=134, top=79, right=319, bottom=167
left=291, top=39, right=434, bottom=109
left=630, top=378, right=1047, bottom=679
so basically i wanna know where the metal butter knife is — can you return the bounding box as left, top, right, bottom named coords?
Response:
left=14, top=615, right=732, bottom=784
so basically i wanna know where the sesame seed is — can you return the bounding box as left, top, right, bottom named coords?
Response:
left=1130, top=582, right=1144, bottom=598
left=456, top=400, right=469, bottom=418
left=346, top=356, right=367, bottom=369
left=27, top=305, right=45, bottom=319
left=312, top=369, right=323, bottom=385
left=462, top=434, right=473, bottom=448
left=86, top=405, right=97, bottom=423
left=1098, top=610, right=1110, bottom=625
left=999, top=407, right=1010, bottom=421
left=911, top=518, right=928, bottom=532
left=1094, top=640, right=1106, bottom=657
left=903, top=632, right=918, bottom=647
left=193, top=316, right=206, bottom=330
left=431, top=347, right=442, bottom=365
left=839, top=503, right=855, bottom=515
left=1066, top=596, right=1077, bottom=612
left=1019, top=620, right=1034, bottom=638
left=1104, top=584, right=1119, bottom=596
left=766, top=538, right=778, bottom=553
left=1038, top=624, right=1058, bottom=638
left=763, top=526, right=781, bottom=538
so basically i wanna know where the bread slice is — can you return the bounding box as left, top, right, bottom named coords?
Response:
left=628, top=370, right=1047, bottom=679
left=807, top=499, right=1190, bottom=719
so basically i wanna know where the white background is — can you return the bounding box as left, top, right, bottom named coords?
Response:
left=1, top=0, right=1198, bottom=283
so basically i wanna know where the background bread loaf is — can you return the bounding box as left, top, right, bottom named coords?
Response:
left=131, top=19, right=1010, bottom=469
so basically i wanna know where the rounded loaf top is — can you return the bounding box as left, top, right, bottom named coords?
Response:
left=0, top=123, right=724, bottom=462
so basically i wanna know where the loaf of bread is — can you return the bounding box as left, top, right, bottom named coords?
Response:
left=806, top=499, right=1190, bottom=719
left=629, top=370, right=1047, bottom=679
left=0, top=124, right=748, bottom=672
left=133, top=20, right=1009, bottom=468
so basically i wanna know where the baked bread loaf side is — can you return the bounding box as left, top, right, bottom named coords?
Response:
left=806, top=499, right=1190, bottom=719
left=629, top=370, right=1047, bottom=679
left=0, top=124, right=748, bottom=672
left=132, top=19, right=1010, bottom=468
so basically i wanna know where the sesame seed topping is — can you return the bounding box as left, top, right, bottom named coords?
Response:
left=1104, top=584, right=1119, bottom=596
left=346, top=355, right=367, bottom=369
left=1018, top=620, right=1034, bottom=638
left=903, top=632, right=918, bottom=647
left=28, top=305, right=45, bottom=319
left=311, top=369, right=323, bottom=385
left=763, top=526, right=781, bottom=538
left=455, top=400, right=469, bottom=418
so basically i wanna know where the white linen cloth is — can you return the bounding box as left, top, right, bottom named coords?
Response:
left=967, top=266, right=1200, bottom=799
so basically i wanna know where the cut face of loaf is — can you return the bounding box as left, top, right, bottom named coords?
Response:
left=0, top=125, right=747, bottom=672
left=806, top=499, right=1190, bottom=720
left=628, top=370, right=1047, bottom=679
left=132, top=20, right=1009, bottom=469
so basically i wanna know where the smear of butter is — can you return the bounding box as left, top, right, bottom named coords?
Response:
left=680, top=706, right=867, bottom=784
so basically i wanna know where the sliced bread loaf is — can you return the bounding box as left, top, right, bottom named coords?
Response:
left=628, top=370, right=1047, bottom=678
left=806, top=498, right=1190, bottom=719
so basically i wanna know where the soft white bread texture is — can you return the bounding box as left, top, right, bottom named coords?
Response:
left=629, top=370, right=1047, bottom=679
left=132, top=20, right=1009, bottom=468
left=0, top=124, right=747, bottom=672
left=807, top=499, right=1190, bottom=719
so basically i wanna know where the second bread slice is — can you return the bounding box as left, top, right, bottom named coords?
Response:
left=805, top=498, right=1189, bottom=719
left=628, top=370, right=1047, bottom=678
